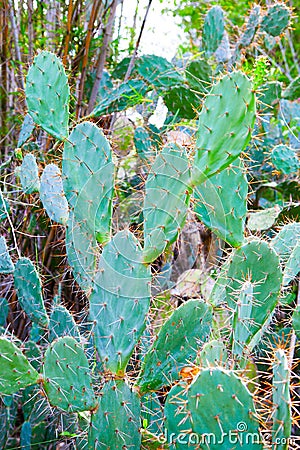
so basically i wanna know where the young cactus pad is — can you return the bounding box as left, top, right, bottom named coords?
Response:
left=271, top=222, right=300, bottom=286
left=194, top=158, right=248, bottom=247
left=137, top=300, right=212, bottom=393
left=202, top=6, right=225, bottom=55
left=48, top=304, right=80, bottom=342
left=14, top=257, right=49, bottom=327
left=187, top=368, right=263, bottom=449
left=43, top=336, right=96, bottom=412
left=192, top=71, right=255, bottom=185
left=225, top=240, right=282, bottom=348
left=88, top=379, right=141, bottom=449
left=25, top=51, right=69, bottom=140
left=89, top=230, right=151, bottom=375
left=0, top=338, right=39, bottom=395
left=17, top=114, right=35, bottom=148
left=40, top=163, right=69, bottom=225
left=19, top=153, right=40, bottom=194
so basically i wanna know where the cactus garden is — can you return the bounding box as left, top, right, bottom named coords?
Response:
left=0, top=0, right=300, bottom=448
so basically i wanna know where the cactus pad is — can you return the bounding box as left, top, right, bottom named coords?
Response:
left=25, top=51, right=69, bottom=140
left=19, top=154, right=40, bottom=194
left=40, top=164, right=69, bottom=225
left=63, top=121, right=114, bottom=243
left=271, top=144, right=300, bottom=175
left=48, top=304, right=80, bottom=342
left=143, top=143, right=191, bottom=263
left=90, top=230, right=151, bottom=375
left=194, top=159, right=248, bottom=247
left=43, top=337, right=96, bottom=412
left=261, top=3, right=290, bottom=37
left=192, top=71, right=255, bottom=185
left=188, top=368, right=262, bottom=449
left=137, top=300, right=212, bottom=393
left=225, top=240, right=282, bottom=348
left=272, top=349, right=291, bottom=448
left=14, top=257, right=49, bottom=327
left=17, top=114, right=35, bottom=148
left=0, top=338, right=39, bottom=395
left=88, top=379, right=141, bottom=449
left=202, top=6, right=225, bottom=55
left=0, top=236, right=14, bottom=274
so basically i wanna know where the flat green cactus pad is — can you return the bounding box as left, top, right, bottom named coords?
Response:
left=43, top=337, right=96, bottom=412
left=0, top=338, right=39, bottom=395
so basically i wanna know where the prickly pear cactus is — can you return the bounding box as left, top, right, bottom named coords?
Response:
left=271, top=144, right=300, bottom=175
left=202, top=6, right=225, bottom=55
left=197, top=339, right=228, bottom=368
left=231, top=280, right=254, bottom=359
left=164, top=381, right=192, bottom=449
left=194, top=158, right=248, bottom=247
left=271, top=222, right=300, bottom=286
left=192, top=71, right=256, bottom=185
left=17, top=114, right=35, bottom=148
left=14, top=257, right=49, bottom=327
left=25, top=51, right=69, bottom=140
left=43, top=336, right=96, bottom=412
left=225, top=240, right=282, bottom=349
left=0, top=338, right=39, bottom=395
left=48, top=304, right=80, bottom=342
left=88, top=379, right=141, bottom=449
left=40, top=163, right=69, bottom=225
left=143, top=143, right=191, bottom=263
left=261, top=2, right=290, bottom=37
left=0, top=236, right=14, bottom=274
left=187, top=368, right=263, bottom=449
left=137, top=300, right=212, bottom=393
left=89, top=230, right=151, bottom=375
left=19, top=153, right=40, bottom=194
left=63, top=121, right=114, bottom=244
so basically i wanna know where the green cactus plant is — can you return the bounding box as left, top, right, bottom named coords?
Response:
left=0, top=338, right=40, bottom=395
left=17, top=114, right=35, bottom=148
left=89, top=230, right=151, bottom=375
left=202, top=6, right=225, bottom=56
left=187, top=368, right=263, bottom=449
left=40, top=163, right=69, bottom=225
left=191, top=71, right=256, bottom=185
left=225, top=240, right=282, bottom=349
left=194, top=158, right=248, bottom=247
left=63, top=121, right=114, bottom=244
left=271, top=144, right=300, bottom=175
left=14, top=257, right=49, bottom=327
left=137, top=300, right=212, bottom=393
left=48, top=304, right=80, bottom=342
left=19, top=153, right=40, bottom=194
left=25, top=51, right=69, bottom=140
left=0, top=236, right=14, bottom=274
left=261, top=3, right=290, bottom=37
left=143, top=143, right=191, bottom=263
left=88, top=379, right=141, bottom=449
left=43, top=336, right=96, bottom=412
